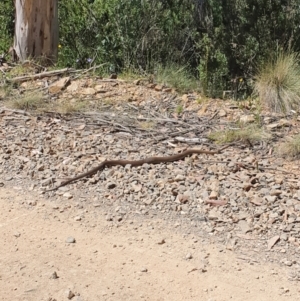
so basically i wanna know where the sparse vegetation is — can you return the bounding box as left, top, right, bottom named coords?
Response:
left=5, top=92, right=89, bottom=114
left=175, top=104, right=183, bottom=114
left=196, top=96, right=210, bottom=105
left=208, top=125, right=271, bottom=144
left=138, top=121, right=155, bottom=130
left=254, top=51, right=300, bottom=114
left=2, top=1, right=300, bottom=98
left=156, top=65, right=199, bottom=93
left=7, top=93, right=45, bottom=111
left=277, top=134, right=300, bottom=158
left=56, top=100, right=87, bottom=114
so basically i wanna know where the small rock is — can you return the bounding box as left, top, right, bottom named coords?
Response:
left=37, top=164, right=45, bottom=171
left=186, top=253, right=193, bottom=260
left=240, top=115, right=255, bottom=124
left=106, top=182, right=116, bottom=189
left=66, top=81, right=79, bottom=92
left=275, top=177, right=284, bottom=185
left=80, top=87, right=96, bottom=95
left=218, top=109, right=227, bottom=117
left=27, top=200, right=37, bottom=206
left=66, top=236, right=76, bottom=244
left=238, top=220, right=251, bottom=234
left=209, top=191, right=218, bottom=200
left=66, top=289, right=75, bottom=299
left=106, top=215, right=113, bottom=221
left=41, top=177, right=54, bottom=186
left=288, top=237, right=296, bottom=243
left=283, top=260, right=293, bottom=267
left=251, top=197, right=263, bottom=206
left=63, top=192, right=73, bottom=199
left=157, top=239, right=165, bottom=245
left=50, top=271, right=59, bottom=279
left=141, top=267, right=148, bottom=272
left=267, top=235, right=280, bottom=250
left=265, top=195, right=277, bottom=203
left=154, top=85, right=163, bottom=91
left=49, top=77, right=70, bottom=94
left=270, top=190, right=282, bottom=196
left=74, top=216, right=81, bottom=221
left=175, top=174, right=185, bottom=181
left=143, top=198, right=153, bottom=205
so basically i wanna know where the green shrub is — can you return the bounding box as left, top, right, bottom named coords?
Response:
left=0, top=0, right=14, bottom=53
left=156, top=64, right=199, bottom=93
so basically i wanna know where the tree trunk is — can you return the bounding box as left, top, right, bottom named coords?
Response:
left=14, top=0, right=58, bottom=65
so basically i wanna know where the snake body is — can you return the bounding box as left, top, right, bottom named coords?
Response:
left=46, top=145, right=230, bottom=192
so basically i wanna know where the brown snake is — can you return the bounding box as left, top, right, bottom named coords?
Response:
left=46, top=145, right=230, bottom=192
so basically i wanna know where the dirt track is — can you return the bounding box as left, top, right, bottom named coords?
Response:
left=0, top=186, right=299, bottom=301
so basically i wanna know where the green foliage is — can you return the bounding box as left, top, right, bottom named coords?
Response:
left=0, top=0, right=14, bottom=53
left=254, top=50, right=300, bottom=114
left=197, top=0, right=300, bottom=97
left=197, top=33, right=228, bottom=97
left=2, top=0, right=300, bottom=98
left=57, top=0, right=199, bottom=72
left=156, top=64, right=199, bottom=93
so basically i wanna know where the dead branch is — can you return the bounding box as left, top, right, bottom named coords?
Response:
left=7, top=68, right=76, bottom=83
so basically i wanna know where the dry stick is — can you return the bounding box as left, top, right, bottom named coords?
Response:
left=155, top=129, right=195, bottom=142
left=46, top=144, right=231, bottom=192
left=72, top=63, right=109, bottom=80
left=7, top=67, right=76, bottom=83
left=87, top=118, right=133, bottom=132
left=173, top=137, right=209, bottom=144
left=136, top=116, right=197, bottom=128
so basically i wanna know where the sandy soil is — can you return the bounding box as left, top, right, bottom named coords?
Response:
left=0, top=186, right=299, bottom=301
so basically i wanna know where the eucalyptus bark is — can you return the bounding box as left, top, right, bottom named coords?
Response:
left=14, top=0, right=58, bottom=65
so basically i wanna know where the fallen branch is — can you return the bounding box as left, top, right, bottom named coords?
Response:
left=7, top=67, right=76, bottom=83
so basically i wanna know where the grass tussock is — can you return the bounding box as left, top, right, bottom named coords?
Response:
left=119, top=68, right=143, bottom=81
left=208, top=125, right=272, bottom=144
left=56, top=101, right=87, bottom=114
left=277, top=134, right=300, bottom=158
left=156, top=64, right=199, bottom=93
left=175, top=104, right=183, bottom=114
left=7, top=93, right=45, bottom=111
left=6, top=92, right=88, bottom=114
left=138, top=121, right=155, bottom=130
left=254, top=51, right=300, bottom=114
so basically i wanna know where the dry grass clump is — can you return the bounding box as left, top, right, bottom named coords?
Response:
left=208, top=125, right=271, bottom=144
left=6, top=92, right=88, bottom=114
left=277, top=134, right=300, bottom=158
left=56, top=101, right=87, bottom=114
left=7, top=93, right=45, bottom=111
left=254, top=51, right=300, bottom=114
left=138, top=121, right=155, bottom=130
